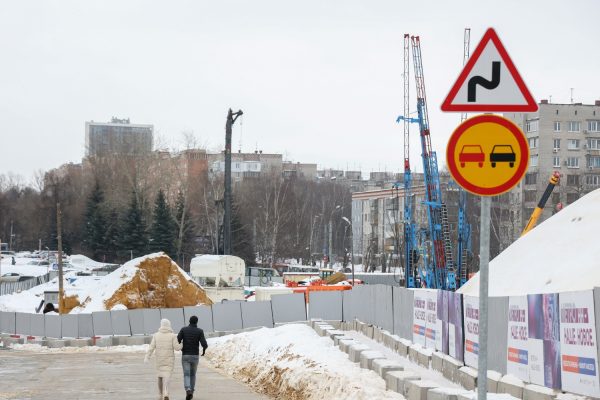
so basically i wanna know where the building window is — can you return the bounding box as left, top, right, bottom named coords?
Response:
left=568, top=139, right=580, bottom=150
left=530, top=155, right=538, bottom=167
left=524, top=172, right=537, bottom=185
left=528, top=137, right=539, bottom=149
left=588, top=156, right=600, bottom=168
left=568, top=121, right=581, bottom=132
left=566, top=174, right=580, bottom=186
left=588, top=121, right=600, bottom=132
left=566, top=157, right=580, bottom=168
left=554, top=121, right=561, bottom=132
left=587, top=138, right=600, bottom=150
left=567, top=193, right=579, bottom=204
left=586, top=175, right=600, bottom=186
left=526, top=119, right=539, bottom=132
left=552, top=192, right=560, bottom=204
left=553, top=139, right=561, bottom=150
left=524, top=190, right=537, bottom=202
left=553, top=156, right=560, bottom=167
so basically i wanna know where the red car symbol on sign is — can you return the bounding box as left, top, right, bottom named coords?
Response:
left=459, top=145, right=485, bottom=168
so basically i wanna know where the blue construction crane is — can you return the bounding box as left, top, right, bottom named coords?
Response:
left=410, top=36, right=456, bottom=290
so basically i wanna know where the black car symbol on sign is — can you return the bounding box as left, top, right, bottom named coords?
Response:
left=490, top=145, right=516, bottom=168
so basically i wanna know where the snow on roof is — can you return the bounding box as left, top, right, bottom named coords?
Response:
left=459, top=188, right=600, bottom=297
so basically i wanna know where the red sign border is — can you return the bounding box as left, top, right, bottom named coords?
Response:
left=441, top=28, right=538, bottom=113
left=446, top=114, right=529, bottom=196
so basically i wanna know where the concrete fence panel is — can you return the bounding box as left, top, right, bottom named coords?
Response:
left=44, top=314, right=61, bottom=338
left=212, top=301, right=243, bottom=332
left=31, top=314, right=45, bottom=337
left=92, top=311, right=113, bottom=336
left=487, top=296, right=509, bottom=374
left=110, top=310, right=131, bottom=336
left=160, top=308, right=185, bottom=333
left=271, top=293, right=307, bottom=323
left=142, top=309, right=161, bottom=335
left=375, top=285, right=394, bottom=333
left=61, top=314, right=78, bottom=338
left=393, top=287, right=414, bottom=340
left=183, top=306, right=214, bottom=333
left=78, top=314, right=94, bottom=338
left=0, top=312, right=16, bottom=335
left=241, top=301, right=274, bottom=329
left=309, top=291, right=343, bottom=321
left=15, top=312, right=31, bottom=337
left=352, top=285, right=370, bottom=323
left=342, top=289, right=355, bottom=321
left=128, top=309, right=145, bottom=335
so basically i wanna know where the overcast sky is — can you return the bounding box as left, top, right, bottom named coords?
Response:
left=1, top=0, right=599, bottom=181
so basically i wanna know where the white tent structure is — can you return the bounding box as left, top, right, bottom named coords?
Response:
left=459, top=188, right=600, bottom=297
left=190, top=255, right=245, bottom=288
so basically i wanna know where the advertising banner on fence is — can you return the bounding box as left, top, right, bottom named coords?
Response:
left=528, top=293, right=561, bottom=388
left=463, top=295, right=479, bottom=368
left=507, top=296, right=529, bottom=382
left=437, top=290, right=449, bottom=354
left=413, top=290, right=427, bottom=346
left=425, top=289, right=438, bottom=350
left=560, top=290, right=600, bottom=397
left=449, top=292, right=464, bottom=362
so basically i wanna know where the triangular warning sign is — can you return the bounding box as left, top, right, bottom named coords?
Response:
left=441, top=28, right=538, bottom=112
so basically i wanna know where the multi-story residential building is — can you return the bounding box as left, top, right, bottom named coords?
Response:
left=282, top=162, right=317, bottom=180
left=208, top=151, right=282, bottom=182
left=85, top=117, right=153, bottom=157
left=504, top=100, right=600, bottom=228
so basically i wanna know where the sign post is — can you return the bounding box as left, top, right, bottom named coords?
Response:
left=441, top=27, right=537, bottom=400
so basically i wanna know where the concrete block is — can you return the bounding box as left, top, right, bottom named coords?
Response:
left=417, top=348, right=432, bottom=368
left=323, top=320, right=341, bottom=329
left=144, top=336, right=152, bottom=345
left=458, top=366, right=478, bottom=391
left=373, top=326, right=383, bottom=342
left=315, top=324, right=334, bottom=337
left=397, top=338, right=411, bottom=356
left=361, top=324, right=374, bottom=338
left=309, top=319, right=323, bottom=329
left=1, top=337, right=24, bottom=347
left=385, top=370, right=420, bottom=393
left=498, top=375, right=525, bottom=399
left=487, top=370, right=503, bottom=393
left=457, top=394, right=476, bottom=400
left=348, top=343, right=370, bottom=362
left=409, top=345, right=420, bottom=363
left=66, top=339, right=92, bottom=347
left=325, top=329, right=345, bottom=340
left=112, top=336, right=130, bottom=346
left=47, top=339, right=66, bottom=348
left=405, top=379, right=439, bottom=400
left=31, top=339, right=48, bottom=347
left=359, top=350, right=386, bottom=369
left=427, top=388, right=472, bottom=400
left=523, top=384, right=560, bottom=400
left=333, top=335, right=353, bottom=346
left=339, top=339, right=356, bottom=353
left=442, top=356, right=464, bottom=383
left=372, top=358, right=403, bottom=378
left=124, top=336, right=147, bottom=346
left=385, top=333, right=401, bottom=350
left=92, top=336, right=113, bottom=347
left=432, top=352, right=445, bottom=372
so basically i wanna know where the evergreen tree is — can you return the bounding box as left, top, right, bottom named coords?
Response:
left=231, top=200, right=255, bottom=266
left=121, top=192, right=148, bottom=258
left=104, top=209, right=121, bottom=262
left=174, top=190, right=194, bottom=265
left=149, top=189, right=176, bottom=257
left=82, top=183, right=107, bottom=260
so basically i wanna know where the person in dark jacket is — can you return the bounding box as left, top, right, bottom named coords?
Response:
left=177, top=315, right=208, bottom=400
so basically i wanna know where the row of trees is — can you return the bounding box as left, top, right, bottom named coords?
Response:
left=0, top=153, right=352, bottom=269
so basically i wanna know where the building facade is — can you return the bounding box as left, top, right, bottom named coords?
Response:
left=208, top=151, right=283, bottom=182
left=85, top=117, right=153, bottom=157
left=504, top=100, right=600, bottom=227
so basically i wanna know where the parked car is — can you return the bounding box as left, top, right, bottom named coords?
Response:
left=27, top=260, right=49, bottom=266
left=0, top=273, right=32, bottom=282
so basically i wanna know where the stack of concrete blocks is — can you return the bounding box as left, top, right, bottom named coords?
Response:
left=498, top=375, right=526, bottom=399
left=427, top=388, right=472, bottom=400
left=348, top=343, right=371, bottom=363
left=359, top=350, right=386, bottom=369
left=457, top=366, right=478, bottom=390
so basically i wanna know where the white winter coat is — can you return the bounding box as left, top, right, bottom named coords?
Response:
left=146, top=325, right=183, bottom=378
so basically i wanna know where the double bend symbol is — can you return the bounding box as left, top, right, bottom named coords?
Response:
left=468, top=61, right=501, bottom=102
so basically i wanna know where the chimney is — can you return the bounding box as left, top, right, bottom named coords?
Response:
left=595, top=100, right=600, bottom=106
left=259, top=150, right=263, bottom=154
left=540, top=99, right=548, bottom=104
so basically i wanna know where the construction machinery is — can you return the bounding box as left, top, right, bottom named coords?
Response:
left=521, top=171, right=561, bottom=236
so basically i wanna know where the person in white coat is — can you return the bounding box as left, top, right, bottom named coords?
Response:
left=145, top=319, right=183, bottom=400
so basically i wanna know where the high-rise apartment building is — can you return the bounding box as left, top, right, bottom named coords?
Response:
left=504, top=100, right=600, bottom=227
left=85, top=117, right=153, bottom=157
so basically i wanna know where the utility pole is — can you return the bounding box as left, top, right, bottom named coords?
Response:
left=224, top=108, right=243, bottom=255
left=56, top=203, right=65, bottom=314
left=9, top=221, right=13, bottom=252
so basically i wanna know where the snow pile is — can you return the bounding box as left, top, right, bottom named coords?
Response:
left=460, top=188, right=600, bottom=296
left=68, top=254, right=114, bottom=271
left=207, top=324, right=402, bottom=400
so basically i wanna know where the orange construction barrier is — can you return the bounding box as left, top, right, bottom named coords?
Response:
left=292, top=284, right=352, bottom=303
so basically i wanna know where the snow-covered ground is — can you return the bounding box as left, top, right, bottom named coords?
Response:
left=459, top=188, right=600, bottom=296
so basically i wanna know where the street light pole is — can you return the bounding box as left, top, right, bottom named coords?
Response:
left=342, top=217, right=354, bottom=286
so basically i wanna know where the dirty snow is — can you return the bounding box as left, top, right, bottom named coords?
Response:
left=8, top=343, right=149, bottom=353
left=459, top=188, right=600, bottom=296
left=207, top=323, right=403, bottom=400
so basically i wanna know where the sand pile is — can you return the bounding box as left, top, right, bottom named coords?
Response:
left=70, top=253, right=212, bottom=313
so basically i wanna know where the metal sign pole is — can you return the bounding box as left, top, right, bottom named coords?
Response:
left=477, top=196, right=491, bottom=400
